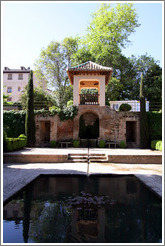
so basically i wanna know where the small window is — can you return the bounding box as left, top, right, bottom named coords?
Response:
left=18, top=73, right=23, bottom=80
left=113, top=104, right=119, bottom=110
left=18, top=87, right=21, bottom=92
left=7, top=87, right=12, bottom=93
left=8, top=74, right=12, bottom=80
left=7, top=97, right=12, bottom=102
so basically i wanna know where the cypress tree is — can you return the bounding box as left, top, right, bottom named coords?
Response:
left=25, top=70, right=35, bottom=147
left=140, top=73, right=149, bottom=148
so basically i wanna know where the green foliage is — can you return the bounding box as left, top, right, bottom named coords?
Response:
left=20, top=87, right=55, bottom=110
left=82, top=3, right=140, bottom=65
left=106, top=77, right=124, bottom=102
left=151, top=140, right=162, bottom=151
left=25, top=70, right=36, bottom=147
left=67, top=100, right=73, bottom=107
left=119, top=141, right=127, bottom=148
left=98, top=140, right=105, bottom=148
left=80, top=89, right=98, bottom=95
left=140, top=73, right=149, bottom=149
left=58, top=105, right=78, bottom=121
left=129, top=54, right=162, bottom=103
left=147, top=112, right=162, bottom=141
left=119, top=103, right=132, bottom=111
left=18, top=134, right=27, bottom=146
left=50, top=140, right=57, bottom=148
left=5, top=136, right=27, bottom=152
left=73, top=140, right=80, bottom=148
left=34, top=37, right=78, bottom=108
left=3, top=110, right=26, bottom=138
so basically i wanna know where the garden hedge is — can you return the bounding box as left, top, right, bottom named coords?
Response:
left=3, top=110, right=26, bottom=138
left=147, top=112, right=162, bottom=141
left=4, top=134, right=27, bottom=152
left=151, top=140, right=162, bottom=151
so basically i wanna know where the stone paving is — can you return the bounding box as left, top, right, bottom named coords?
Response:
left=3, top=148, right=163, bottom=202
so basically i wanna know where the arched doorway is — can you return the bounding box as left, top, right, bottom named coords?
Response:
left=79, top=112, right=99, bottom=147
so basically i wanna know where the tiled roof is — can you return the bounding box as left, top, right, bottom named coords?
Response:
left=3, top=67, right=31, bottom=73
left=67, top=61, right=113, bottom=85
left=67, top=61, right=112, bottom=72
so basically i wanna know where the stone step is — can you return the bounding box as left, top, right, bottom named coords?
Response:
left=90, top=155, right=107, bottom=159
left=68, top=153, right=88, bottom=156
left=68, top=159, right=88, bottom=163
left=90, top=159, right=108, bottom=163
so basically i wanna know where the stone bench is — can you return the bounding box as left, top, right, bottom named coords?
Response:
left=59, top=141, right=72, bottom=148
left=106, top=141, right=118, bottom=148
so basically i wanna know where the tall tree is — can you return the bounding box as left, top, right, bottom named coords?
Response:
left=140, top=73, right=149, bottom=149
left=34, top=37, right=78, bottom=108
left=25, top=70, right=35, bottom=147
left=129, top=54, right=162, bottom=105
left=82, top=3, right=140, bottom=67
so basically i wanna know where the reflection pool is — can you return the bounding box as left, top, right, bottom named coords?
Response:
left=3, top=175, right=162, bottom=243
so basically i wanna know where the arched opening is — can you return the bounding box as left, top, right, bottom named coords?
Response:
left=79, top=112, right=99, bottom=139
left=79, top=80, right=100, bottom=105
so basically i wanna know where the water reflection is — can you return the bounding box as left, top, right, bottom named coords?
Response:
left=3, top=175, right=162, bottom=243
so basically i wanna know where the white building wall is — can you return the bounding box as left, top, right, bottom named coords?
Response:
left=3, top=72, right=47, bottom=102
left=73, top=75, right=105, bottom=106
left=110, top=100, right=150, bottom=112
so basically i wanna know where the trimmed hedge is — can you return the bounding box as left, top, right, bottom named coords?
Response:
left=119, top=141, right=127, bottom=148
left=98, top=140, right=105, bottom=148
left=73, top=140, right=80, bottom=148
left=3, top=110, right=26, bottom=138
left=4, top=134, right=27, bottom=152
left=147, top=112, right=162, bottom=141
left=151, top=140, right=162, bottom=151
left=119, top=103, right=132, bottom=111
left=50, top=140, right=57, bottom=148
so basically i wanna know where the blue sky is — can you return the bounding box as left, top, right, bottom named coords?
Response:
left=2, top=1, right=163, bottom=69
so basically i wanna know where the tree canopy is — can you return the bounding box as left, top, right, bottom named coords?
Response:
left=34, top=3, right=161, bottom=109
left=34, top=37, right=77, bottom=108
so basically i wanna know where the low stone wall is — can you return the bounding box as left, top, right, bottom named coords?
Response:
left=108, top=154, right=162, bottom=164
left=3, top=153, right=68, bottom=163
left=35, top=106, right=140, bottom=147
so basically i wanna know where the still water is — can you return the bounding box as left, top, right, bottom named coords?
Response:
left=3, top=175, right=162, bottom=243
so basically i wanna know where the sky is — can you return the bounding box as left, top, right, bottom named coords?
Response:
left=1, top=1, right=163, bottom=70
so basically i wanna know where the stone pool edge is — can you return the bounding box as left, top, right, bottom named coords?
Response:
left=3, top=162, right=162, bottom=203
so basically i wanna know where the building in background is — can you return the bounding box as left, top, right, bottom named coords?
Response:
left=110, top=100, right=149, bottom=112
left=3, top=66, right=47, bottom=102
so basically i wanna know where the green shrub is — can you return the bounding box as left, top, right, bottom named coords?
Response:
left=49, top=106, right=61, bottom=114
left=5, top=135, right=27, bottom=152
left=98, top=140, right=105, bottom=148
left=119, top=103, right=132, bottom=111
left=151, top=140, right=162, bottom=151
left=67, top=100, right=73, bottom=107
left=73, top=140, right=80, bottom=148
left=151, top=140, right=157, bottom=150
left=58, top=105, right=78, bottom=121
left=156, top=141, right=162, bottom=151
left=50, top=140, right=57, bottom=148
left=119, top=141, right=127, bottom=148
left=18, top=134, right=27, bottom=146
left=147, top=112, right=162, bottom=141
left=3, top=110, right=26, bottom=138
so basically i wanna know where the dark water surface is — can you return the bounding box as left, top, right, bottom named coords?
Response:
left=3, top=175, right=162, bottom=243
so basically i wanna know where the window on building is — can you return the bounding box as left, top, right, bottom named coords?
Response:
left=18, top=73, right=23, bottom=80
left=8, top=74, right=12, bottom=80
left=113, top=104, right=119, bottom=110
left=7, top=97, right=12, bottom=102
left=7, top=87, right=12, bottom=93
left=18, top=87, right=21, bottom=92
